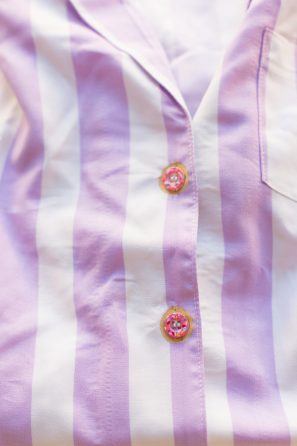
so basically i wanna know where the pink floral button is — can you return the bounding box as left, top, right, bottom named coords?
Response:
left=160, top=306, right=193, bottom=342
left=159, top=162, right=189, bottom=194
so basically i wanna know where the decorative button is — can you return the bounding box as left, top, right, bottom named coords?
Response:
left=159, top=162, right=189, bottom=194
left=160, top=306, right=193, bottom=342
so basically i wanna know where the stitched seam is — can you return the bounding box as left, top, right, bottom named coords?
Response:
left=257, top=27, right=272, bottom=185
left=185, top=111, right=207, bottom=444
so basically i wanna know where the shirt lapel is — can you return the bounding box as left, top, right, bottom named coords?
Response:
left=69, top=0, right=189, bottom=114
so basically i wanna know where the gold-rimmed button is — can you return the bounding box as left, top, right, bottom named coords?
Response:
left=160, top=306, right=193, bottom=342
left=159, top=162, right=189, bottom=194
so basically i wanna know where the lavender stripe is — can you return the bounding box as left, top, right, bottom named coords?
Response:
left=68, top=4, right=131, bottom=446
left=0, top=3, right=45, bottom=445
left=218, top=1, right=290, bottom=444
left=161, top=90, right=207, bottom=446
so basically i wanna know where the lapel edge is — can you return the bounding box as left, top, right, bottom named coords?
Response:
left=69, top=0, right=189, bottom=115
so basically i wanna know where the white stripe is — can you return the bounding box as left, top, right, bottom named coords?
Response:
left=30, top=1, right=80, bottom=445
left=271, top=197, right=297, bottom=446
left=265, top=4, right=297, bottom=445
left=122, top=55, right=174, bottom=446
left=275, top=0, right=297, bottom=38
left=193, top=70, right=234, bottom=446
left=0, top=71, right=22, bottom=178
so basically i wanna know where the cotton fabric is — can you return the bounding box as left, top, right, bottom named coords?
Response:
left=0, top=1, right=297, bottom=445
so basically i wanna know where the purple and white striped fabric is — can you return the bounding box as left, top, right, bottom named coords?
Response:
left=0, top=0, right=297, bottom=445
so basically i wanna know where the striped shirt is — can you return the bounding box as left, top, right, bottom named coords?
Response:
left=0, top=0, right=296, bottom=445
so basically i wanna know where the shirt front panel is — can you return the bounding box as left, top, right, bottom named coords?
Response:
left=0, top=1, right=297, bottom=446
